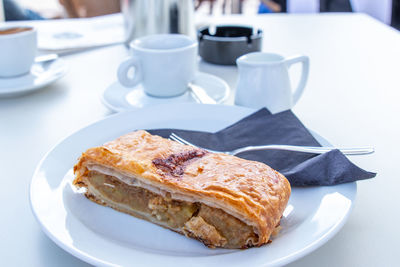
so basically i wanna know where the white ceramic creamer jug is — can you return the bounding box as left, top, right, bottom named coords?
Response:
left=235, top=52, right=309, bottom=113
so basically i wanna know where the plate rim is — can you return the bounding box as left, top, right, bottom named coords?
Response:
left=30, top=103, right=356, bottom=266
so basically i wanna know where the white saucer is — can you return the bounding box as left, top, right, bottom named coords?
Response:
left=0, top=58, right=67, bottom=98
left=102, top=72, right=230, bottom=112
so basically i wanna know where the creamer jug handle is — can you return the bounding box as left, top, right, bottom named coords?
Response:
left=284, top=55, right=309, bottom=105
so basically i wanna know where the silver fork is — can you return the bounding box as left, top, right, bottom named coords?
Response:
left=169, top=133, right=374, bottom=156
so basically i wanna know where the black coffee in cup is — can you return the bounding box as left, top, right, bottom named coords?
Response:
left=0, top=27, right=33, bottom=35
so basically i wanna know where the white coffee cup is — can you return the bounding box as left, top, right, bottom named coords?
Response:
left=118, top=34, right=198, bottom=97
left=0, top=26, right=37, bottom=77
left=235, top=52, right=309, bottom=113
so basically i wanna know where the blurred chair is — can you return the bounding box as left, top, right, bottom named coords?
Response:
left=287, top=0, right=392, bottom=25
left=320, top=0, right=352, bottom=11
left=59, top=0, right=120, bottom=18
left=288, top=0, right=353, bottom=13
left=287, top=0, right=319, bottom=13
left=350, top=0, right=393, bottom=24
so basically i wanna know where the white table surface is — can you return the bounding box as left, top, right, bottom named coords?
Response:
left=1, top=13, right=399, bottom=266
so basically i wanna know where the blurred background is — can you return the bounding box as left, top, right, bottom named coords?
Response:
left=1, top=0, right=399, bottom=30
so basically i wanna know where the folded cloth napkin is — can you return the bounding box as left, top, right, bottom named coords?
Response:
left=149, top=108, right=376, bottom=186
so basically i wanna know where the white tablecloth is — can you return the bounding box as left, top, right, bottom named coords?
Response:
left=0, top=13, right=399, bottom=266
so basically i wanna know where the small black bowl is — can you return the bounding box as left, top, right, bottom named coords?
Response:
left=198, top=25, right=263, bottom=65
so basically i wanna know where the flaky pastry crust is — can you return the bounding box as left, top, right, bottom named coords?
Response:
left=73, top=130, right=291, bottom=247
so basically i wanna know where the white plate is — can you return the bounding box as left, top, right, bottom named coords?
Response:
left=30, top=103, right=356, bottom=267
left=101, top=72, right=230, bottom=112
left=0, top=58, right=67, bottom=97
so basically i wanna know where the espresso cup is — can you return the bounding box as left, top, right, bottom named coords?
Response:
left=0, top=26, right=37, bottom=77
left=118, top=34, right=198, bottom=97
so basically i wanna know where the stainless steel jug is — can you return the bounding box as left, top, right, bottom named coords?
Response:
left=121, top=0, right=196, bottom=43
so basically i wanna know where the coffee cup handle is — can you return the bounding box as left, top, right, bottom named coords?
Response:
left=284, top=55, right=310, bottom=105
left=117, top=57, right=143, bottom=88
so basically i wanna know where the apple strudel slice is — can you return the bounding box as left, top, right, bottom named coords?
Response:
left=73, top=130, right=291, bottom=249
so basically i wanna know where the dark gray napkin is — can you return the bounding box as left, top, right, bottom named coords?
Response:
left=148, top=108, right=376, bottom=186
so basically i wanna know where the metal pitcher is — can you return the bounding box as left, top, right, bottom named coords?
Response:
left=121, top=0, right=196, bottom=43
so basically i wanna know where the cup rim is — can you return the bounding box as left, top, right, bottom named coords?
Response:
left=237, top=52, right=286, bottom=66
left=129, top=34, right=197, bottom=53
left=0, top=26, right=36, bottom=39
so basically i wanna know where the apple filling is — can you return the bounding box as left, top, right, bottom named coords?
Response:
left=85, top=171, right=258, bottom=248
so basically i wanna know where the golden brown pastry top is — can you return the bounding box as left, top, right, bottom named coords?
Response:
left=74, top=130, right=291, bottom=245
